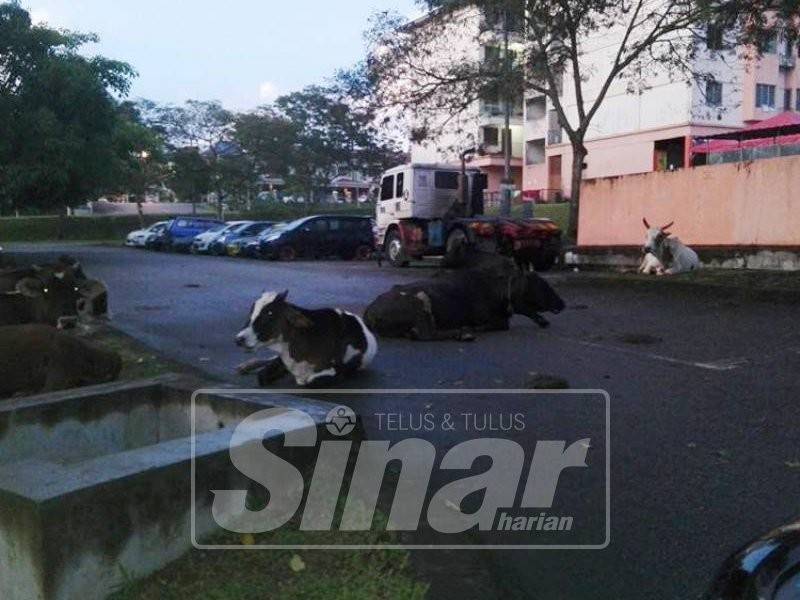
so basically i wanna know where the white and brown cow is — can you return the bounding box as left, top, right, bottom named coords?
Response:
left=235, top=290, right=378, bottom=387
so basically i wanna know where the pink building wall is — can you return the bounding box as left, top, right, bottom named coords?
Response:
left=577, top=154, right=800, bottom=247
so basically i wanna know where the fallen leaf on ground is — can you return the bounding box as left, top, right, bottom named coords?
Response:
left=289, top=555, right=306, bottom=573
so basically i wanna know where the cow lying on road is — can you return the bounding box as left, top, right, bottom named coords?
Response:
left=642, top=219, right=700, bottom=275
left=364, top=257, right=565, bottom=341
left=0, top=256, right=108, bottom=328
left=0, top=324, right=122, bottom=399
left=235, top=290, right=378, bottom=387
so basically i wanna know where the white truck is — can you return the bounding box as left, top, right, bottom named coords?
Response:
left=374, top=163, right=562, bottom=269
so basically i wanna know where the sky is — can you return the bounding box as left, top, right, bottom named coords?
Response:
left=23, top=0, right=422, bottom=110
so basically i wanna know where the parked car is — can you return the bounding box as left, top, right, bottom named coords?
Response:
left=154, top=217, right=224, bottom=252
left=225, top=222, right=277, bottom=257
left=259, top=215, right=374, bottom=261
left=705, top=518, right=800, bottom=599
left=239, top=223, right=288, bottom=258
left=191, top=221, right=250, bottom=255
left=213, top=222, right=274, bottom=257
left=125, top=221, right=170, bottom=248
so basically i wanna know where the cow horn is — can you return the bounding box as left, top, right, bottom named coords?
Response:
left=661, top=221, right=675, bottom=231
left=642, top=218, right=651, bottom=229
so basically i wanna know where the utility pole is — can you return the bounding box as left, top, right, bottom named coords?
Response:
left=500, top=5, right=513, bottom=217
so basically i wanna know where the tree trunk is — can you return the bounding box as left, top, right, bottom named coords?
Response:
left=568, top=141, right=587, bottom=242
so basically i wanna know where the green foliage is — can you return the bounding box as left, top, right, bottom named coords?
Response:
left=0, top=2, right=145, bottom=214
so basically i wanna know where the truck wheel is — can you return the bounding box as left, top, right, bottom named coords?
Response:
left=385, top=230, right=409, bottom=268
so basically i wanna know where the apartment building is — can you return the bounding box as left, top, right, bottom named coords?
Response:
left=401, top=5, right=526, bottom=197
left=524, top=26, right=800, bottom=199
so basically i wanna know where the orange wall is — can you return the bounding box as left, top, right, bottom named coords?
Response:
left=578, top=154, right=800, bottom=247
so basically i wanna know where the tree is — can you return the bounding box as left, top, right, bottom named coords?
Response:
left=361, top=0, right=788, bottom=239
left=0, top=2, right=140, bottom=214
left=142, top=100, right=259, bottom=217
left=235, top=86, right=404, bottom=202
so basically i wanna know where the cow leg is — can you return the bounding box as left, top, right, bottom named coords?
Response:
left=409, top=317, right=476, bottom=342
left=257, top=357, right=290, bottom=386
left=236, top=358, right=273, bottom=375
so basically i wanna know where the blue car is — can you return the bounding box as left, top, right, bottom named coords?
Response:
left=155, top=217, right=224, bottom=252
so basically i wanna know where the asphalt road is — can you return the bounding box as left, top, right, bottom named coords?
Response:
left=8, top=243, right=800, bottom=600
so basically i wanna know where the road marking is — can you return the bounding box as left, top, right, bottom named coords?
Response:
left=545, top=334, right=748, bottom=372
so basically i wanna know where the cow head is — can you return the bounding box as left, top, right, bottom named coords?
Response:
left=76, top=279, right=109, bottom=320
left=510, top=273, right=565, bottom=321
left=15, top=275, right=82, bottom=329
left=642, top=218, right=674, bottom=255
left=236, top=290, right=311, bottom=350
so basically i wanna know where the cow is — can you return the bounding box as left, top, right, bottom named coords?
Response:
left=0, top=324, right=122, bottom=399
left=642, top=219, right=701, bottom=275
left=0, top=256, right=108, bottom=326
left=235, top=290, right=378, bottom=387
left=364, top=258, right=565, bottom=341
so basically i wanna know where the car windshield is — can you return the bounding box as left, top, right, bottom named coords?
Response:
left=282, top=217, right=314, bottom=232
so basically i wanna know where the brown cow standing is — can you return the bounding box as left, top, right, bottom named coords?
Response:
left=0, top=325, right=122, bottom=399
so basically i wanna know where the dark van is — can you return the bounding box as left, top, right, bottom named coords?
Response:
left=259, top=215, right=374, bottom=261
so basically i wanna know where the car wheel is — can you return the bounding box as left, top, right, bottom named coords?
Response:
left=385, top=230, right=409, bottom=268
left=279, top=245, right=297, bottom=261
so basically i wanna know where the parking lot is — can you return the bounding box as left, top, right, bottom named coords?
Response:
left=9, top=242, right=800, bottom=599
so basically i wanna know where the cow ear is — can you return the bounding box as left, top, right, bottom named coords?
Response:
left=285, top=307, right=313, bottom=329
left=277, top=290, right=289, bottom=303
left=16, top=277, right=44, bottom=298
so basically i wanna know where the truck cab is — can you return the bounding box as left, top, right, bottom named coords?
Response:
left=375, top=163, right=561, bottom=270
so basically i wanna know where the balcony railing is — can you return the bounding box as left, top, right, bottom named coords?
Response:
left=780, top=54, right=796, bottom=70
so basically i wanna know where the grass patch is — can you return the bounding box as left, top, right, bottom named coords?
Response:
left=110, top=518, right=428, bottom=600
left=80, top=325, right=193, bottom=381
left=562, top=268, right=800, bottom=303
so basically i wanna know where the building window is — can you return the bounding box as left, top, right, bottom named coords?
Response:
left=483, top=126, right=499, bottom=146
left=756, top=84, right=776, bottom=109
left=796, top=89, right=800, bottom=111
left=706, top=23, right=724, bottom=51
left=525, top=140, right=546, bottom=165
left=785, top=89, right=793, bottom=111
left=526, top=97, right=546, bottom=121
left=764, top=33, right=778, bottom=54
left=706, top=81, right=723, bottom=106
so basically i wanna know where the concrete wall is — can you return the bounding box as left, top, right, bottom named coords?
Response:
left=578, top=154, right=800, bottom=247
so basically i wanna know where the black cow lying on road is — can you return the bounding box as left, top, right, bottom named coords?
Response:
left=235, top=290, right=378, bottom=387
left=0, top=324, right=122, bottom=399
left=364, top=254, right=565, bottom=341
left=0, top=256, right=108, bottom=328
